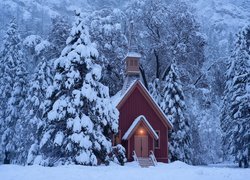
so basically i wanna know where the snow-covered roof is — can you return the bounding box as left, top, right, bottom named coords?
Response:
left=111, top=80, right=137, bottom=107
left=126, top=52, right=141, bottom=58
left=139, top=81, right=173, bottom=128
left=122, top=115, right=159, bottom=140
left=111, top=80, right=173, bottom=128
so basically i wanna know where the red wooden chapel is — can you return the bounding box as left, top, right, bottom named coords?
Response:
left=112, top=52, right=173, bottom=163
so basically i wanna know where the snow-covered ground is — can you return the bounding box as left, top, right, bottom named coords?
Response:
left=1, top=161, right=249, bottom=180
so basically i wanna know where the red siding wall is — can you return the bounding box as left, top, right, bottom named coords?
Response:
left=119, top=86, right=169, bottom=162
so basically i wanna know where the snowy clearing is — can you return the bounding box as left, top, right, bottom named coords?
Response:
left=1, top=161, right=249, bottom=180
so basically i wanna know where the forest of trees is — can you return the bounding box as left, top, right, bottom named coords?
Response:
left=0, top=0, right=249, bottom=167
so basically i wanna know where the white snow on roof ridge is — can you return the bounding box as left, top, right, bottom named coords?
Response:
left=138, top=81, right=173, bottom=128
left=122, top=115, right=159, bottom=140
left=126, top=52, right=141, bottom=58
left=111, top=80, right=173, bottom=128
left=110, top=90, right=122, bottom=107
left=111, top=80, right=137, bottom=106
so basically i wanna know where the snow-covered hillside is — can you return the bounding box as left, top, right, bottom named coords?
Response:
left=1, top=0, right=249, bottom=63
left=189, top=0, right=250, bottom=62
left=191, top=0, right=250, bottom=27
left=0, top=0, right=126, bottom=40
left=0, top=0, right=249, bottom=48
left=1, top=161, right=249, bottom=180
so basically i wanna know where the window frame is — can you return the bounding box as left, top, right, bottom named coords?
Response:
left=154, top=130, right=160, bottom=149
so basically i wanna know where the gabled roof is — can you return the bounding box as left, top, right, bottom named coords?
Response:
left=111, top=80, right=137, bottom=107
left=122, top=115, right=159, bottom=140
left=112, top=80, right=173, bottom=129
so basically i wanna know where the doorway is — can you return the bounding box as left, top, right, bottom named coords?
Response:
left=134, top=135, right=148, bottom=157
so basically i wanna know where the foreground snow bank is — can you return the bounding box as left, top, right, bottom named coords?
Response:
left=0, top=161, right=249, bottom=180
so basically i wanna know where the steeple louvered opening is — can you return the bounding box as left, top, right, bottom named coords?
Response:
left=125, top=54, right=140, bottom=75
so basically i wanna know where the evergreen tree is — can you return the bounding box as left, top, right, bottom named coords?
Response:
left=37, top=11, right=119, bottom=166
left=221, top=25, right=250, bottom=168
left=25, top=59, right=54, bottom=165
left=149, top=78, right=162, bottom=105
left=48, top=16, right=70, bottom=59
left=85, top=8, right=128, bottom=96
left=0, top=20, right=28, bottom=164
left=23, top=34, right=51, bottom=73
left=160, top=64, right=192, bottom=164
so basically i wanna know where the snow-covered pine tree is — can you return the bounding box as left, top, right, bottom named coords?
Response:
left=48, top=16, right=70, bottom=59
left=85, top=8, right=128, bottom=96
left=149, top=78, right=162, bottom=105
left=220, top=59, right=234, bottom=161
left=37, top=11, right=119, bottom=166
left=221, top=25, right=250, bottom=168
left=160, top=64, right=192, bottom=164
left=0, top=20, right=28, bottom=164
left=23, top=35, right=51, bottom=73
left=25, top=58, right=54, bottom=165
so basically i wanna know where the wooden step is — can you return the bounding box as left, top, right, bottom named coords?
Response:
left=138, top=157, right=155, bottom=168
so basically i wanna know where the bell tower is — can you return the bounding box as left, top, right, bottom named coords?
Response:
left=125, top=52, right=141, bottom=75
left=121, top=21, right=142, bottom=93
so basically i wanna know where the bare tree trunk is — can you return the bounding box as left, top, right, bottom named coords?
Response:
left=154, top=49, right=160, bottom=79
left=140, top=65, right=148, bottom=90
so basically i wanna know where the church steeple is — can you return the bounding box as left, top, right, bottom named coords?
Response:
left=122, top=21, right=142, bottom=93
left=125, top=20, right=141, bottom=76
left=125, top=52, right=141, bottom=75
left=128, top=20, right=138, bottom=53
